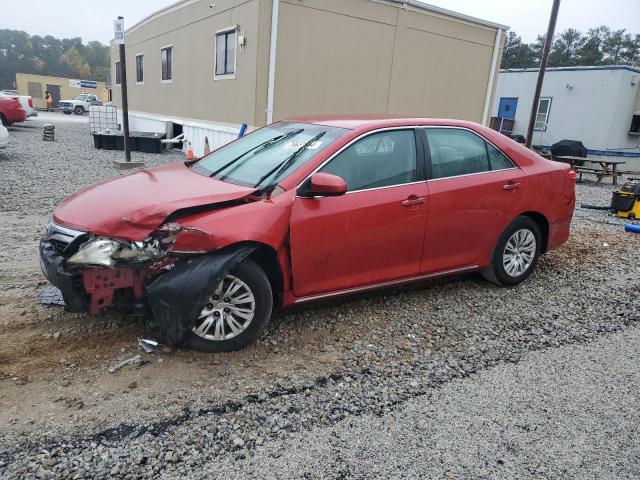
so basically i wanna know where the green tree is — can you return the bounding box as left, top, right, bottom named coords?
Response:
left=621, top=33, right=640, bottom=66
left=59, top=46, right=85, bottom=77
left=0, top=29, right=111, bottom=89
left=576, top=26, right=609, bottom=65
left=602, top=29, right=627, bottom=64
left=548, top=29, right=584, bottom=66
left=502, top=31, right=536, bottom=69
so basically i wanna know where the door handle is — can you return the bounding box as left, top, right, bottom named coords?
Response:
left=402, top=196, right=426, bottom=207
left=503, top=182, right=521, bottom=191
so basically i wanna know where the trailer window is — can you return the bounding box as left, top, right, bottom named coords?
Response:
left=215, top=28, right=236, bottom=77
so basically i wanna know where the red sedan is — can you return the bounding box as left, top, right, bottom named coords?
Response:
left=40, top=117, right=575, bottom=352
left=0, top=96, right=27, bottom=126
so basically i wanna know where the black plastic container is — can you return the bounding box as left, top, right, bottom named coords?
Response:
left=132, top=132, right=166, bottom=153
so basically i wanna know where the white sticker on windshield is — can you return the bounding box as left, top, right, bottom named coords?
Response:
left=283, top=141, right=323, bottom=150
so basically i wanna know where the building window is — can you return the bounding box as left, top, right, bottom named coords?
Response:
left=135, top=54, right=144, bottom=84
left=630, top=114, right=640, bottom=135
left=115, top=61, right=121, bottom=86
left=161, top=46, right=173, bottom=81
left=534, top=97, right=552, bottom=131
left=215, top=28, right=236, bottom=77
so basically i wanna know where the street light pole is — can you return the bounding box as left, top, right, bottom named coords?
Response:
left=525, top=0, right=561, bottom=149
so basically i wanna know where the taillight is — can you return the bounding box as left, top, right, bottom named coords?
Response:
left=561, top=169, right=576, bottom=206
left=28, top=98, right=33, bottom=108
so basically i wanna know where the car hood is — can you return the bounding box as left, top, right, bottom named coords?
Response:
left=53, top=162, right=256, bottom=241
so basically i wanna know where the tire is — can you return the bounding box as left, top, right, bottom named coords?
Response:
left=0, top=114, right=9, bottom=126
left=481, top=216, right=541, bottom=287
left=186, top=259, right=273, bottom=352
left=74, top=106, right=85, bottom=115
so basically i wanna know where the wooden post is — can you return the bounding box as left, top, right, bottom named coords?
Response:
left=525, top=0, right=561, bottom=149
left=113, top=16, right=143, bottom=169
left=118, top=28, right=131, bottom=162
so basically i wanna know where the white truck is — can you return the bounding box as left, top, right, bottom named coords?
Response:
left=59, top=94, right=100, bottom=115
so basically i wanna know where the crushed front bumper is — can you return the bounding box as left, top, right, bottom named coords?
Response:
left=39, top=237, right=87, bottom=312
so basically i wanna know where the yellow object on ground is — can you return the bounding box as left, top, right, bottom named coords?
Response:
left=611, top=180, right=640, bottom=219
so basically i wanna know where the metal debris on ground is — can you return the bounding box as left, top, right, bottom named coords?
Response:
left=138, top=338, right=159, bottom=354
left=39, top=286, right=66, bottom=306
left=108, top=354, right=142, bottom=373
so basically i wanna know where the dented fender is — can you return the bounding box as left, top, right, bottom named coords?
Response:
left=146, top=245, right=258, bottom=347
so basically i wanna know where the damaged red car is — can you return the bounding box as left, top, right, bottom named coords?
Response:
left=40, top=117, right=575, bottom=352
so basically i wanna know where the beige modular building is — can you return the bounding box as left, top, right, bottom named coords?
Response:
left=111, top=0, right=507, bottom=156
left=15, top=73, right=108, bottom=110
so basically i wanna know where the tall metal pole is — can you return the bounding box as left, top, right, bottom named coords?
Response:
left=118, top=17, right=131, bottom=163
left=525, top=0, right=561, bottom=148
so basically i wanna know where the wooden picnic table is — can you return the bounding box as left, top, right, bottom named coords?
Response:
left=554, top=155, right=626, bottom=186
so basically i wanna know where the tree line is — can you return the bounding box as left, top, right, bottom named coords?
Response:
left=503, top=26, right=640, bottom=69
left=0, top=29, right=110, bottom=89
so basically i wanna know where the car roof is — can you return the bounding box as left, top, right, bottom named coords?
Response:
left=287, top=115, right=481, bottom=131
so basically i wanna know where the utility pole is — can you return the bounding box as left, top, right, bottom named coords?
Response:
left=525, top=0, right=561, bottom=148
left=113, top=16, right=143, bottom=169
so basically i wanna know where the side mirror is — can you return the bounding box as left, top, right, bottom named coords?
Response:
left=298, top=172, right=347, bottom=198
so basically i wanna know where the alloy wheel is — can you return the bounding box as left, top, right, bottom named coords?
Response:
left=192, top=275, right=256, bottom=341
left=502, top=228, right=537, bottom=277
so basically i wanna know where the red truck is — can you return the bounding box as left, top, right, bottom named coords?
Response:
left=0, top=96, right=27, bottom=126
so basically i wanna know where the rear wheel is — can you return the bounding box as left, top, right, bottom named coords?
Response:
left=482, top=216, right=541, bottom=287
left=74, top=106, right=85, bottom=115
left=186, top=259, right=272, bottom=352
left=0, top=114, right=9, bottom=126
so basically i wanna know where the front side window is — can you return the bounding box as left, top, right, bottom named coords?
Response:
left=161, top=47, right=173, bottom=81
left=426, top=128, right=514, bottom=179
left=191, top=122, right=348, bottom=188
left=115, top=61, right=121, bottom=85
left=320, top=130, right=418, bottom=192
left=216, top=29, right=236, bottom=76
left=136, top=54, right=144, bottom=83
left=534, top=97, right=552, bottom=131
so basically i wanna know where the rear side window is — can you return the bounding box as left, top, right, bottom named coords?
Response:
left=486, top=142, right=514, bottom=170
left=320, top=130, right=418, bottom=191
left=426, top=128, right=514, bottom=179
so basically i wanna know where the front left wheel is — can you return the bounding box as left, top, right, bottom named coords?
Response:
left=74, top=106, right=85, bottom=115
left=186, top=259, right=273, bottom=352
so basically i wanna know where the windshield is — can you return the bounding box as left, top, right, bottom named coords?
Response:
left=74, top=94, right=89, bottom=101
left=190, top=122, right=348, bottom=188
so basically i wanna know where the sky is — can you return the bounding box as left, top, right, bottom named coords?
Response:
left=1, top=0, right=639, bottom=44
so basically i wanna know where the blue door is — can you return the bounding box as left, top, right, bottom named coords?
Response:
left=498, top=97, right=518, bottom=120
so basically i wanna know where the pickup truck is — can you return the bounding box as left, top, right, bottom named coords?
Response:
left=59, top=94, right=100, bottom=115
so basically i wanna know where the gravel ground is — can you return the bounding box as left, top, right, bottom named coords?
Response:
left=0, top=112, right=182, bottom=216
left=198, top=324, right=640, bottom=480
left=1, top=114, right=640, bottom=478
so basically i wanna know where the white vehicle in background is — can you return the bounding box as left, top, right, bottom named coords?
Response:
left=0, top=90, right=36, bottom=117
left=59, top=94, right=100, bottom=115
left=0, top=124, right=9, bottom=148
